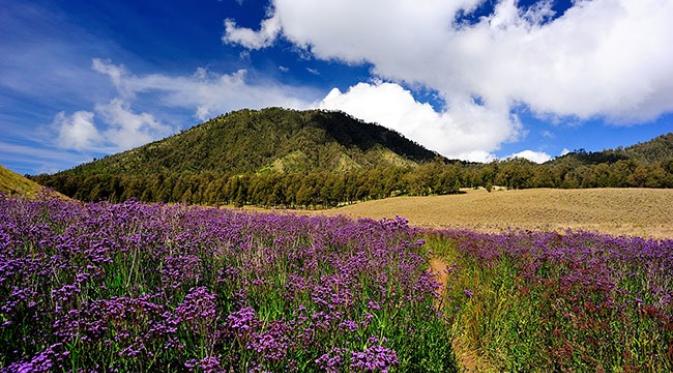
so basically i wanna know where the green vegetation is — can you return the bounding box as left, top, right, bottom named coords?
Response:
left=426, top=231, right=673, bottom=372
left=0, top=165, right=47, bottom=198
left=33, top=108, right=460, bottom=206
left=33, top=162, right=463, bottom=207
left=32, top=108, right=673, bottom=207
left=54, top=107, right=437, bottom=175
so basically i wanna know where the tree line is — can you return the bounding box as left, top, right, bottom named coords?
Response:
left=33, top=162, right=461, bottom=207
left=33, top=157, right=673, bottom=207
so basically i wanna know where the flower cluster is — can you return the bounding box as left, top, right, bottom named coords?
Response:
left=0, top=196, right=448, bottom=371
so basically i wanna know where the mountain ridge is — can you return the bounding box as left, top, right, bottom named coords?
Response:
left=553, top=133, right=673, bottom=165
left=60, top=108, right=441, bottom=176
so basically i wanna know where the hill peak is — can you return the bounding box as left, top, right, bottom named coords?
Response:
left=59, top=108, right=440, bottom=176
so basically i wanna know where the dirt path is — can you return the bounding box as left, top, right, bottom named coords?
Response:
left=429, top=257, right=449, bottom=305
left=428, top=256, right=489, bottom=372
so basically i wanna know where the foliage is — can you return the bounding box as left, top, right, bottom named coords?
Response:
left=29, top=108, right=673, bottom=206
left=558, top=133, right=673, bottom=165
left=48, top=108, right=437, bottom=176
left=427, top=231, right=673, bottom=371
left=34, top=162, right=463, bottom=207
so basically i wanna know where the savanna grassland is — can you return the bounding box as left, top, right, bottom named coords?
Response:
left=1, top=195, right=672, bottom=372
left=294, top=188, right=673, bottom=238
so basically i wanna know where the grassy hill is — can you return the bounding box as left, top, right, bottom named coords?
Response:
left=60, top=108, right=439, bottom=176
left=0, top=165, right=48, bottom=198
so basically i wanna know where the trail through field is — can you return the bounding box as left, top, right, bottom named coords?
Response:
left=428, top=256, right=484, bottom=372
left=429, top=257, right=448, bottom=307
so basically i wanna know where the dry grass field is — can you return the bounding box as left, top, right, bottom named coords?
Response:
left=0, top=165, right=45, bottom=198
left=243, top=188, right=673, bottom=238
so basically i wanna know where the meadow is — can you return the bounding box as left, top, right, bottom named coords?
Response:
left=1, top=194, right=672, bottom=371
left=298, top=188, right=673, bottom=238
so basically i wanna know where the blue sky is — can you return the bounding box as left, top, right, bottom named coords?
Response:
left=2, top=0, right=673, bottom=174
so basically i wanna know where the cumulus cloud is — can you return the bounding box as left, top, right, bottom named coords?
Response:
left=560, top=148, right=571, bottom=156
left=319, top=81, right=517, bottom=161
left=95, top=99, right=172, bottom=150
left=55, top=111, right=101, bottom=150
left=53, top=59, right=322, bottom=153
left=224, top=0, right=673, bottom=155
left=223, top=13, right=281, bottom=50
left=506, top=149, right=552, bottom=163
left=91, top=59, right=518, bottom=161
left=54, top=99, right=173, bottom=152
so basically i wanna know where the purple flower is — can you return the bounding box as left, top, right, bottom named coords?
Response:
left=246, top=321, right=290, bottom=362
left=350, top=344, right=399, bottom=372
left=226, top=307, right=258, bottom=335
left=176, top=287, right=217, bottom=326
left=162, top=255, right=201, bottom=289
left=339, top=319, right=358, bottom=332
left=315, top=348, right=346, bottom=373
left=185, top=356, right=223, bottom=373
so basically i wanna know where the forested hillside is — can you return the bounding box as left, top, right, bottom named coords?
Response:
left=59, top=108, right=438, bottom=175
left=32, top=108, right=673, bottom=207
left=554, top=133, right=673, bottom=165
left=34, top=108, right=462, bottom=206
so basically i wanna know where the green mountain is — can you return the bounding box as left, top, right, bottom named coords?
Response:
left=61, top=108, right=439, bottom=176
left=553, top=133, right=673, bottom=165
left=30, top=107, right=673, bottom=206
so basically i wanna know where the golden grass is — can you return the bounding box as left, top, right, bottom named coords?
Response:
left=0, top=165, right=45, bottom=198
left=238, top=188, right=673, bottom=238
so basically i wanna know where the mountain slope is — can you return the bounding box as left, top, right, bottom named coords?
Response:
left=61, top=108, right=439, bottom=176
left=624, top=133, right=673, bottom=162
left=0, top=165, right=49, bottom=197
left=553, top=133, right=673, bottom=165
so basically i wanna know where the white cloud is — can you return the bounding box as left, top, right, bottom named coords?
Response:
left=54, top=99, right=173, bottom=152
left=506, top=149, right=551, bottom=163
left=54, top=111, right=101, bottom=150
left=96, top=99, right=172, bottom=150
left=91, top=59, right=318, bottom=121
left=52, top=59, right=323, bottom=153
left=560, top=148, right=571, bottom=156
left=92, top=58, right=125, bottom=92
left=91, top=59, right=513, bottom=160
left=319, top=81, right=518, bottom=161
left=223, top=13, right=281, bottom=50
left=224, top=0, right=673, bottom=142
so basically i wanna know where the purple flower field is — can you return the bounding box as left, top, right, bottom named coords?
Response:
left=1, top=194, right=672, bottom=371
left=0, top=196, right=451, bottom=372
